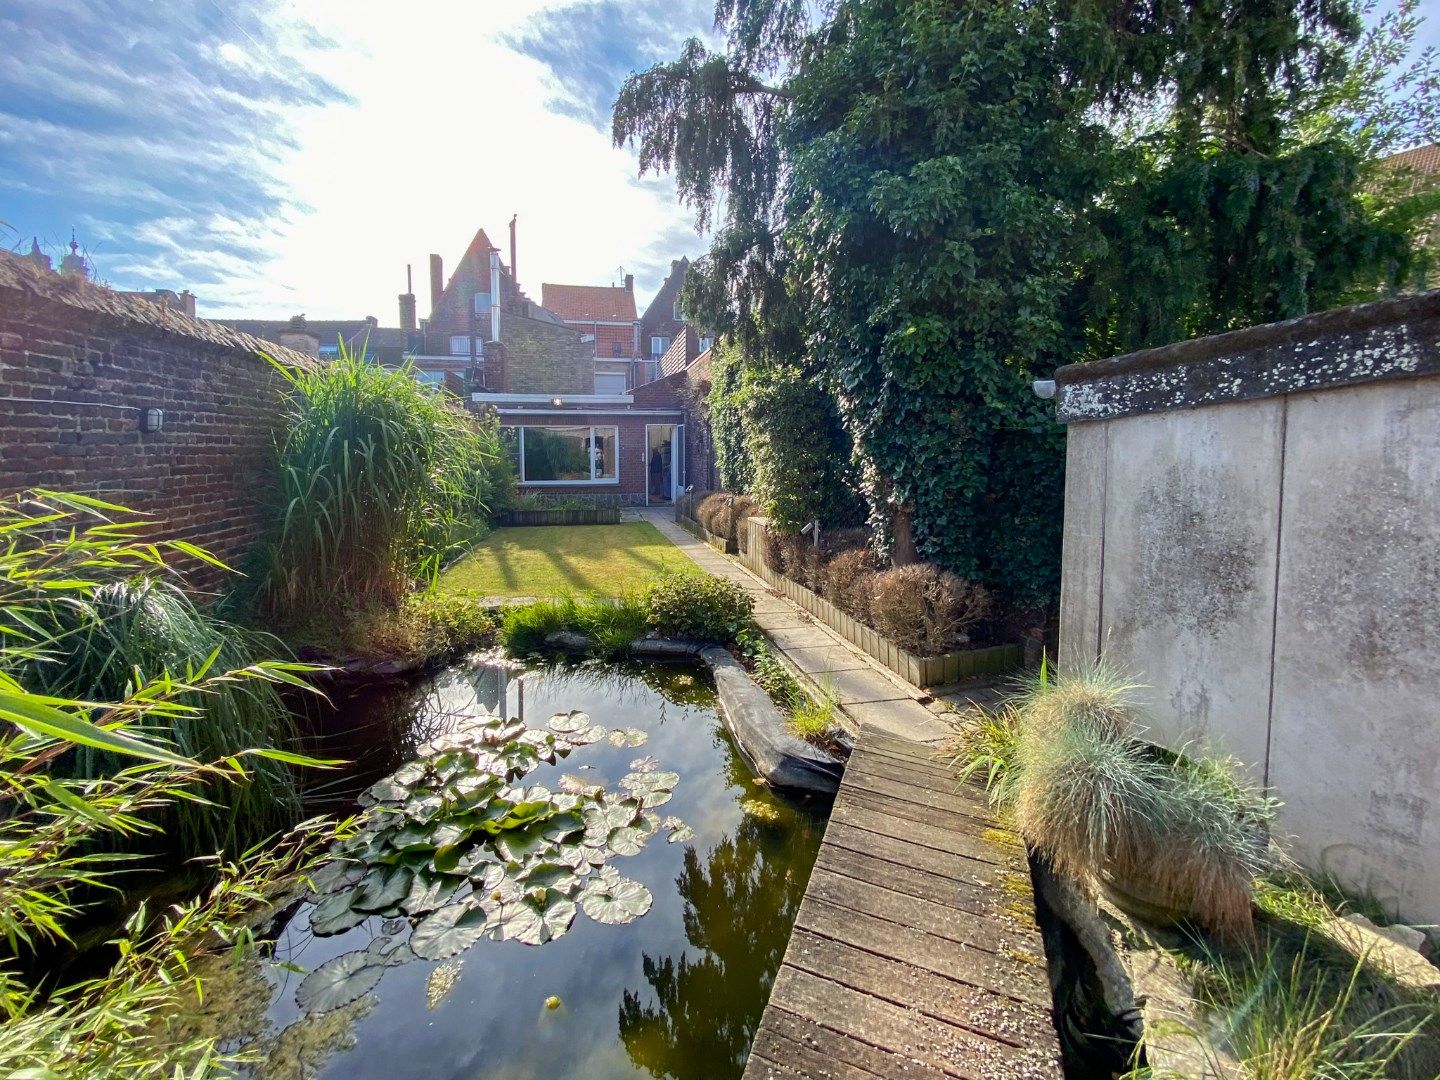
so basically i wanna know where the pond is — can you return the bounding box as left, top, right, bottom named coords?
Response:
left=232, top=655, right=829, bottom=1079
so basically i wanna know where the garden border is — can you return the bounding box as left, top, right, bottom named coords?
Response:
left=739, top=517, right=1021, bottom=688
left=497, top=507, right=622, bottom=526
left=674, top=510, right=738, bottom=554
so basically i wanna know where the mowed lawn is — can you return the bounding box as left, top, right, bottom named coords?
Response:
left=440, top=523, right=699, bottom=598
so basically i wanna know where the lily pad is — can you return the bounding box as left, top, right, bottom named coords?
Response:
left=606, top=826, right=645, bottom=857
left=666, top=823, right=695, bottom=844
left=296, top=949, right=386, bottom=1014
left=351, top=867, right=413, bottom=914
left=308, top=889, right=368, bottom=936
left=579, top=867, right=653, bottom=925
left=547, top=710, right=591, bottom=734
left=304, top=860, right=363, bottom=899
left=410, top=902, right=495, bottom=961
left=607, top=727, right=648, bottom=748
left=629, top=756, right=659, bottom=773
left=497, top=893, right=577, bottom=946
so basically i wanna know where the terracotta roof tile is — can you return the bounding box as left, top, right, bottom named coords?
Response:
left=1382, top=143, right=1440, bottom=177
left=540, top=283, right=637, bottom=322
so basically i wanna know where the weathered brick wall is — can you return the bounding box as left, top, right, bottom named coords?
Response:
left=0, top=253, right=311, bottom=595
left=501, top=312, right=593, bottom=395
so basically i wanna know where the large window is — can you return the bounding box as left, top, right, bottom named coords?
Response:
left=510, top=426, right=618, bottom=485
left=449, top=335, right=472, bottom=356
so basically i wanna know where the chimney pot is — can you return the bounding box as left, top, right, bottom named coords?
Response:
left=429, top=254, right=444, bottom=319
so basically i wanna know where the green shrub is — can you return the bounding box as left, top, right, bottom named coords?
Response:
left=252, top=346, right=509, bottom=623
left=645, top=572, right=754, bottom=642
left=868, top=564, right=990, bottom=656
left=349, top=592, right=500, bottom=660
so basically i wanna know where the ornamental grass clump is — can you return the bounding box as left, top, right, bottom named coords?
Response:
left=953, top=660, right=1276, bottom=941
left=254, top=347, right=508, bottom=624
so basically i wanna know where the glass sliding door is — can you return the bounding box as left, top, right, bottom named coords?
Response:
left=645, top=424, right=683, bottom=506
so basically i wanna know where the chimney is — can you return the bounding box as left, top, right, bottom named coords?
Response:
left=624, top=273, right=634, bottom=293
left=429, top=253, right=444, bottom=317
left=398, top=264, right=417, bottom=330
left=279, top=316, right=319, bottom=357
left=509, top=214, right=518, bottom=289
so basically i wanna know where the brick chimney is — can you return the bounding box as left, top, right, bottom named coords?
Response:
left=398, top=264, right=417, bottom=330
left=624, top=273, right=634, bottom=293
left=279, top=315, right=319, bottom=357
left=429, top=253, right=444, bottom=318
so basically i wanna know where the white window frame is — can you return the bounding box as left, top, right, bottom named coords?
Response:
left=473, top=291, right=492, bottom=314
left=649, top=335, right=669, bottom=360
left=514, top=425, right=620, bottom=486
left=449, top=335, right=472, bottom=356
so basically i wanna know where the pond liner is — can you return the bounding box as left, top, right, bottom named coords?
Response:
left=537, top=632, right=845, bottom=795
left=698, top=646, right=845, bottom=796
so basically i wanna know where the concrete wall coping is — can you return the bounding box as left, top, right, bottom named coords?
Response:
left=0, top=251, right=316, bottom=370
left=1054, top=289, right=1440, bottom=423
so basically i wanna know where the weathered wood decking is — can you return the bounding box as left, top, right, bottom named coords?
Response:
left=744, top=728, right=1063, bottom=1079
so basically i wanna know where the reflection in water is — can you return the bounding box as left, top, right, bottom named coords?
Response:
left=619, top=807, right=821, bottom=1078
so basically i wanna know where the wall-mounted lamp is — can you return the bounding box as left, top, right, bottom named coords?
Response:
left=1031, top=379, right=1057, bottom=400
left=139, top=407, right=165, bottom=433
left=551, top=397, right=564, bottom=407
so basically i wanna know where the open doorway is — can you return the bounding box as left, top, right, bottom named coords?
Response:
left=645, top=424, right=684, bottom=506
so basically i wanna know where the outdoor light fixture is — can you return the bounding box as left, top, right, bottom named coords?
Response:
left=1031, top=379, right=1057, bottom=400
left=139, top=407, right=164, bottom=433
left=551, top=397, right=564, bottom=407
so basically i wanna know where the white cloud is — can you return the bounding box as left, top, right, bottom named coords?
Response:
left=186, top=0, right=709, bottom=318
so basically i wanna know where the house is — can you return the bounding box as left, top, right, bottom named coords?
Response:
left=637, top=258, right=713, bottom=372
left=540, top=279, right=647, bottom=391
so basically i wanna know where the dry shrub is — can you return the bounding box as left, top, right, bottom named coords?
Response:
left=695, top=493, right=728, bottom=534
left=762, top=528, right=785, bottom=573
left=821, top=548, right=877, bottom=617
left=728, top=494, right=759, bottom=549
left=869, top=564, right=990, bottom=655
left=778, top=536, right=825, bottom=591
left=822, top=527, right=870, bottom=555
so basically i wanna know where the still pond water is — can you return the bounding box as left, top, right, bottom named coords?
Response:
left=244, top=656, right=828, bottom=1079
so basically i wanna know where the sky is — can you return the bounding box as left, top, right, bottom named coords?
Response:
left=2, top=1, right=1434, bottom=321
left=0, top=0, right=715, bottom=319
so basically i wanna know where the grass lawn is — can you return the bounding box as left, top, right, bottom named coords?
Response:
left=440, top=523, right=699, bottom=598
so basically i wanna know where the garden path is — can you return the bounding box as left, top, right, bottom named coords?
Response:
left=635, top=508, right=1063, bottom=1076
left=634, top=507, right=957, bottom=743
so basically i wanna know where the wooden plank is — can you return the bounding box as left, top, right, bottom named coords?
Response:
left=784, top=929, right=1059, bottom=1050
left=828, top=800, right=1007, bottom=866
left=802, top=868, right=1036, bottom=959
left=838, top=768, right=996, bottom=827
left=758, top=1008, right=953, bottom=1080
left=815, top=840, right=1031, bottom=926
left=821, top=822, right=1001, bottom=888
left=762, top=967, right=1046, bottom=1080
left=797, top=896, right=1052, bottom=1007
left=745, top=1013, right=895, bottom=1079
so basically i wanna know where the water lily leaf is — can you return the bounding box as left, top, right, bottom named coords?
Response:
left=540, top=810, right=585, bottom=843
left=519, top=862, right=579, bottom=895
left=587, top=802, right=638, bottom=831
left=433, top=844, right=463, bottom=875
left=410, top=902, right=494, bottom=961
left=351, top=866, right=413, bottom=914
left=305, top=860, right=364, bottom=899
left=494, top=825, right=553, bottom=864
left=388, top=824, right=437, bottom=852
left=471, top=862, right=507, bottom=892
left=430, top=821, right=472, bottom=849
left=360, top=777, right=409, bottom=807
left=635, top=812, right=660, bottom=838
left=296, top=949, right=386, bottom=1014
left=666, top=822, right=695, bottom=844
left=636, top=788, right=673, bottom=809
left=606, top=826, right=644, bottom=857
left=381, top=918, right=407, bottom=936
left=622, top=770, right=679, bottom=792
left=308, top=889, right=368, bottom=936
left=497, top=892, right=577, bottom=946
left=557, top=773, right=598, bottom=796
left=567, top=725, right=608, bottom=746
left=607, top=727, right=648, bottom=748
left=547, top=710, right=591, bottom=734
left=393, top=761, right=427, bottom=786
left=629, top=756, right=659, bottom=773
left=579, top=868, right=652, bottom=925
left=405, top=793, right=444, bottom=821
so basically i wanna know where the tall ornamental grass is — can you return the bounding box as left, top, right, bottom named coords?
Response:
left=254, top=348, right=510, bottom=621
left=1, top=490, right=312, bottom=857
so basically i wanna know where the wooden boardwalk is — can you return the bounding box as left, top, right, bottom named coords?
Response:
left=743, top=727, right=1063, bottom=1080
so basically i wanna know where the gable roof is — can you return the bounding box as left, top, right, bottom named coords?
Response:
left=1382, top=143, right=1440, bottom=177
left=540, top=283, right=637, bottom=322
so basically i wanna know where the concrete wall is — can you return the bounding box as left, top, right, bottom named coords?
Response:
left=1056, top=291, right=1440, bottom=926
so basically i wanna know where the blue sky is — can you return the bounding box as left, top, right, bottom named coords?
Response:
left=1, top=1, right=1434, bottom=320
left=0, top=0, right=713, bottom=318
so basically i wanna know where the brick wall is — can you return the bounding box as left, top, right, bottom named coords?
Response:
left=0, top=253, right=311, bottom=595
left=501, top=312, right=594, bottom=395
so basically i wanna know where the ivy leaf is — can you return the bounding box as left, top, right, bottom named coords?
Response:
left=410, top=902, right=495, bottom=961
left=296, top=949, right=386, bottom=1014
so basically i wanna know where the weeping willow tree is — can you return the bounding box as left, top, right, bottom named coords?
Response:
left=615, top=0, right=1438, bottom=606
